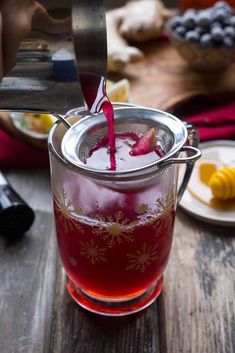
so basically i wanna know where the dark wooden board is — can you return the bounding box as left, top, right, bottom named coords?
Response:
left=111, top=40, right=235, bottom=112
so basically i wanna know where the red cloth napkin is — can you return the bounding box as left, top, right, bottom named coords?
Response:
left=0, top=131, right=49, bottom=168
left=183, top=100, right=235, bottom=142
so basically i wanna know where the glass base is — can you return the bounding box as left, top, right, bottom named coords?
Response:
left=67, top=277, right=163, bottom=316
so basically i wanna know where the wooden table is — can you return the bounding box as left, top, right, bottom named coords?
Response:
left=1, top=41, right=235, bottom=353
left=1, top=167, right=234, bottom=353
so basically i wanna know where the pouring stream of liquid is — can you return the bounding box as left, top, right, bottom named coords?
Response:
left=80, top=73, right=116, bottom=170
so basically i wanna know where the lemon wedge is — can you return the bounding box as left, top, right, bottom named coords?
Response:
left=107, top=79, right=130, bottom=103
left=209, top=167, right=235, bottom=200
left=39, top=114, right=57, bottom=133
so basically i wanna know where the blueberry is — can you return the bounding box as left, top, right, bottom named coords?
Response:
left=224, top=26, right=235, bottom=38
left=200, top=33, right=213, bottom=46
left=211, top=21, right=223, bottom=29
left=223, top=36, right=234, bottom=46
left=213, top=1, right=226, bottom=7
left=184, top=9, right=198, bottom=17
left=212, top=9, right=228, bottom=23
left=183, top=9, right=197, bottom=19
left=213, top=1, right=232, bottom=11
left=195, top=26, right=207, bottom=36
left=197, top=11, right=212, bottom=27
left=170, top=16, right=183, bottom=30
left=228, top=16, right=235, bottom=27
left=213, top=1, right=233, bottom=17
left=175, top=25, right=187, bottom=37
left=185, top=30, right=200, bottom=43
left=182, top=10, right=197, bottom=29
left=211, top=26, right=224, bottom=43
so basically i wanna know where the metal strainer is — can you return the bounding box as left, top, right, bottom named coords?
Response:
left=50, top=106, right=201, bottom=195
left=61, top=107, right=199, bottom=171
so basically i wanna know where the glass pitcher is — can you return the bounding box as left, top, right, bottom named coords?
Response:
left=48, top=105, right=201, bottom=316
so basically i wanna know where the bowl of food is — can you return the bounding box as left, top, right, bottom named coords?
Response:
left=167, top=1, right=235, bottom=72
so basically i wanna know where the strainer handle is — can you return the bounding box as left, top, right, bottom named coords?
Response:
left=160, top=122, right=201, bottom=202
left=167, top=146, right=201, bottom=164
left=179, top=122, right=201, bottom=202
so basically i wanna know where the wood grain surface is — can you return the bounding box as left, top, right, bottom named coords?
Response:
left=111, top=39, right=235, bottom=112
left=0, top=169, right=234, bottom=353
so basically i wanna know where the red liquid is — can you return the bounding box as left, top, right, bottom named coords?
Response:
left=54, top=137, right=175, bottom=298
left=86, top=132, right=163, bottom=171
left=80, top=73, right=116, bottom=169
left=55, top=205, right=175, bottom=298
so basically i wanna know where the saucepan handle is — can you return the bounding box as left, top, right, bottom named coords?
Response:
left=160, top=122, right=201, bottom=202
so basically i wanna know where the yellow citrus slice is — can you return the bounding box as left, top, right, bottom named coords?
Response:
left=107, top=79, right=130, bottom=103
left=187, top=159, right=224, bottom=205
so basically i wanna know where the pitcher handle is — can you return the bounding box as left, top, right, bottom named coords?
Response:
left=159, top=122, right=201, bottom=202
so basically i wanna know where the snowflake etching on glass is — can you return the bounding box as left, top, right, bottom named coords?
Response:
left=80, top=239, right=107, bottom=265
left=126, top=243, right=159, bottom=273
left=92, top=211, right=135, bottom=248
left=151, top=185, right=175, bottom=236
left=54, top=188, right=84, bottom=234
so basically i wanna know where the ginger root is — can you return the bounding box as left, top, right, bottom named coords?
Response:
left=106, top=8, right=143, bottom=72
left=107, top=0, right=170, bottom=72
left=120, top=0, right=170, bottom=42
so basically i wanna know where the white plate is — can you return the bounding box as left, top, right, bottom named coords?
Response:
left=179, top=140, right=235, bottom=227
left=10, top=112, right=56, bottom=140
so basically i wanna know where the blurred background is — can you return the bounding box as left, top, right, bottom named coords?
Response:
left=38, top=0, right=177, bottom=11
left=106, top=0, right=177, bottom=9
